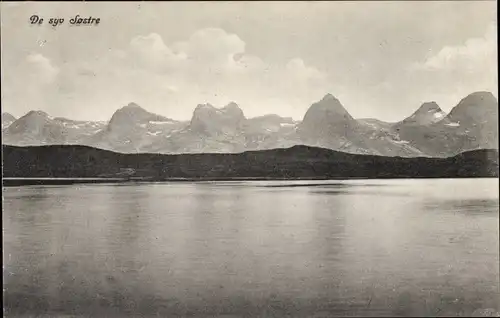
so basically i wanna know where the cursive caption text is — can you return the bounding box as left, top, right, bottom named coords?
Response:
left=30, top=15, right=100, bottom=27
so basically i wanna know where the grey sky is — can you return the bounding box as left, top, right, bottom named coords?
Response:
left=1, top=1, right=497, bottom=122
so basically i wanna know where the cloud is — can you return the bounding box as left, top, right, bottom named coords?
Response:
left=410, top=23, right=496, bottom=74
left=4, top=24, right=496, bottom=123
left=37, top=27, right=330, bottom=120
left=286, top=58, right=327, bottom=83
left=174, top=28, right=246, bottom=66
left=2, top=53, right=59, bottom=115
left=419, top=25, right=495, bottom=73
left=123, top=28, right=326, bottom=83
left=25, top=53, right=59, bottom=83
left=122, top=28, right=261, bottom=78
left=402, top=23, right=498, bottom=111
left=2, top=27, right=332, bottom=121
left=128, top=33, right=186, bottom=72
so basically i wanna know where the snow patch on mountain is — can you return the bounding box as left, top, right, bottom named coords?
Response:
left=149, top=120, right=176, bottom=125
left=147, top=131, right=162, bottom=136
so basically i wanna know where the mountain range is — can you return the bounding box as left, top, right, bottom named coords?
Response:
left=2, top=91, right=498, bottom=157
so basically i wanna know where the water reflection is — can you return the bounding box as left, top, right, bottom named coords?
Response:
left=3, top=179, right=499, bottom=317
left=424, top=198, right=500, bottom=215
left=4, top=187, right=55, bottom=312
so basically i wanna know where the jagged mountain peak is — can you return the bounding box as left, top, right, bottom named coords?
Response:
left=224, top=101, right=240, bottom=109
left=417, top=101, right=442, bottom=113
left=189, top=102, right=246, bottom=135
left=113, top=102, right=173, bottom=119
left=194, top=103, right=216, bottom=111
left=2, top=112, right=17, bottom=129
left=193, top=102, right=245, bottom=117
left=115, top=102, right=148, bottom=114
left=321, top=93, right=337, bottom=101
left=3, top=109, right=63, bottom=140
left=316, top=93, right=344, bottom=107
left=109, top=103, right=172, bottom=128
left=297, top=94, right=357, bottom=148
left=4, top=90, right=497, bottom=157
left=222, top=102, right=245, bottom=119
left=454, top=91, right=498, bottom=110
left=2, top=112, right=16, bottom=119
left=24, top=110, right=50, bottom=118
left=463, top=91, right=497, bottom=100
left=123, top=102, right=143, bottom=109
left=109, top=105, right=143, bottom=125
left=399, top=101, right=446, bottom=126
left=446, top=91, right=498, bottom=124
left=10, top=111, right=55, bottom=128
left=303, top=94, right=353, bottom=122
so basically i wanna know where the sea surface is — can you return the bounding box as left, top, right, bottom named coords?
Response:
left=3, top=179, right=500, bottom=317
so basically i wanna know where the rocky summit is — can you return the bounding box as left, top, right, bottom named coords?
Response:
left=2, top=91, right=498, bottom=157
left=397, top=102, right=446, bottom=126
left=2, top=112, right=16, bottom=130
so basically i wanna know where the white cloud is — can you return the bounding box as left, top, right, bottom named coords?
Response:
left=128, top=33, right=186, bottom=72
left=286, top=58, right=326, bottom=81
left=25, top=53, right=59, bottom=83
left=174, top=28, right=246, bottom=66
left=404, top=23, right=498, bottom=111
left=415, top=23, right=496, bottom=72
left=2, top=53, right=61, bottom=116
left=31, top=27, right=331, bottom=120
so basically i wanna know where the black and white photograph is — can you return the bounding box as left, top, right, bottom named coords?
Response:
left=1, top=1, right=499, bottom=317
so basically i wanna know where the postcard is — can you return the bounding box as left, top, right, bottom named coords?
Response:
left=2, top=1, right=498, bottom=317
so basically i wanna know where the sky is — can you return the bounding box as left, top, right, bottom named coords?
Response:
left=1, top=1, right=497, bottom=122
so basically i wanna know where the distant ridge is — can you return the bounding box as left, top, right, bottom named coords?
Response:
left=2, top=112, right=16, bottom=129
left=3, top=144, right=498, bottom=181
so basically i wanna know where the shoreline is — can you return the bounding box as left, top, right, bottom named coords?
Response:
left=2, top=176, right=497, bottom=187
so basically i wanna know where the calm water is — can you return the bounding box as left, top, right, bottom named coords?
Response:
left=3, top=179, right=499, bottom=317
